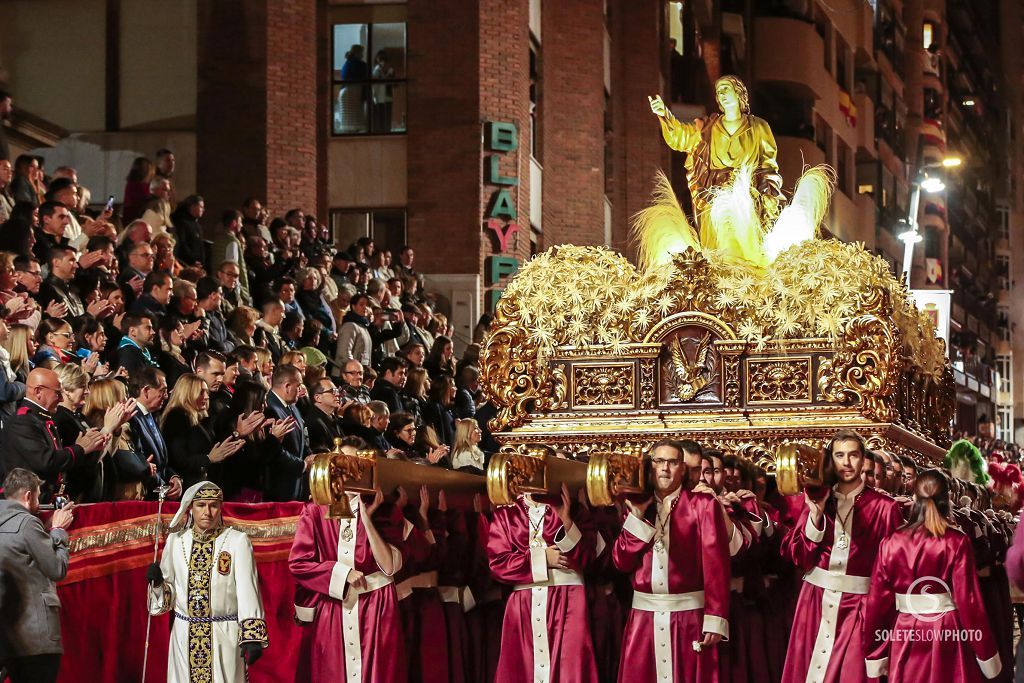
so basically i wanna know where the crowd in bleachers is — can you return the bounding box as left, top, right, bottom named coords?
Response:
left=0, top=144, right=494, bottom=504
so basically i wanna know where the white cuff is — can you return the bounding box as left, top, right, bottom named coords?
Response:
left=865, top=657, right=889, bottom=678
left=805, top=513, right=826, bottom=543
left=402, top=518, right=414, bottom=541
left=530, top=546, right=548, bottom=583
left=977, top=653, right=1002, bottom=679
left=702, top=614, right=729, bottom=640
left=461, top=586, right=476, bottom=613
left=294, top=604, right=316, bottom=623
left=750, top=518, right=765, bottom=537
left=382, top=544, right=402, bottom=576
left=728, top=523, right=744, bottom=557
left=623, top=512, right=655, bottom=543
left=554, top=523, right=582, bottom=553
left=328, top=562, right=351, bottom=600
left=595, top=532, right=607, bottom=558
left=763, top=514, right=776, bottom=539
left=423, top=529, right=437, bottom=545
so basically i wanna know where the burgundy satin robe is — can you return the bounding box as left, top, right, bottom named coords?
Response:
left=780, top=484, right=903, bottom=683
left=862, top=527, right=1002, bottom=682
left=612, top=487, right=732, bottom=683
left=487, top=495, right=599, bottom=683
left=288, top=499, right=408, bottom=683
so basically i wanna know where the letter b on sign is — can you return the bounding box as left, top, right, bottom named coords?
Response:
left=487, top=122, right=518, bottom=152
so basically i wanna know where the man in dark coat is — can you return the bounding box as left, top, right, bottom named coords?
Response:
left=303, top=378, right=342, bottom=453
left=0, top=369, right=106, bottom=502
left=369, top=356, right=407, bottom=414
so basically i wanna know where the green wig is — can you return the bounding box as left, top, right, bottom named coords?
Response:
left=944, top=439, right=990, bottom=486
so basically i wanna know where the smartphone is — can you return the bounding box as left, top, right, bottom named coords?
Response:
left=103, top=195, right=115, bottom=212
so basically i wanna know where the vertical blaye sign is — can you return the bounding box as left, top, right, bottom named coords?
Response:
left=484, top=121, right=521, bottom=311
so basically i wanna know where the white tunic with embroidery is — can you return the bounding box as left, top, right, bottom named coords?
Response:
left=149, top=527, right=268, bottom=683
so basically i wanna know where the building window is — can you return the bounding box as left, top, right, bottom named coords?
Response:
left=331, top=20, right=407, bottom=135
left=530, top=42, right=541, bottom=160
left=922, top=21, right=935, bottom=50
left=329, top=208, right=407, bottom=254
left=837, top=140, right=852, bottom=197
left=996, top=405, right=1012, bottom=442
left=997, top=204, right=1010, bottom=240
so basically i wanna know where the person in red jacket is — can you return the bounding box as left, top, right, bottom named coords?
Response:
left=863, top=469, right=1002, bottom=682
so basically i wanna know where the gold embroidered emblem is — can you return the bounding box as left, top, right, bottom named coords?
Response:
left=217, top=551, right=231, bottom=575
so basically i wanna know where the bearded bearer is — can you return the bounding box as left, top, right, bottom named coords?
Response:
left=612, top=439, right=735, bottom=683
left=780, top=430, right=903, bottom=683
left=147, top=481, right=268, bottom=682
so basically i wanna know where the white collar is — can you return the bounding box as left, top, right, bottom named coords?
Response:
left=655, top=486, right=683, bottom=507
left=833, top=480, right=866, bottom=501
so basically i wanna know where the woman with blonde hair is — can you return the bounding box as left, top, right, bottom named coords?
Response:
left=83, top=378, right=150, bottom=500
left=4, top=323, right=34, bottom=383
left=863, top=469, right=1002, bottom=682
left=254, top=347, right=274, bottom=388
left=161, top=373, right=245, bottom=489
left=450, top=418, right=485, bottom=474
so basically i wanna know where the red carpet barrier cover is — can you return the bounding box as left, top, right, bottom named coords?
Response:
left=53, top=501, right=310, bottom=683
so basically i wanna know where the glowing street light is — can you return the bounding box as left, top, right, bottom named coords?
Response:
left=900, top=154, right=962, bottom=286
left=920, top=175, right=946, bottom=193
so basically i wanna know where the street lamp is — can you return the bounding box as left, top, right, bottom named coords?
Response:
left=899, top=155, right=962, bottom=286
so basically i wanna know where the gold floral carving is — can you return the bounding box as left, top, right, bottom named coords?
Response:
left=573, top=365, right=635, bottom=408
left=817, top=288, right=903, bottom=422
left=748, top=359, right=811, bottom=403
left=639, top=359, right=656, bottom=409
left=723, top=354, right=741, bottom=407
left=481, top=295, right=568, bottom=431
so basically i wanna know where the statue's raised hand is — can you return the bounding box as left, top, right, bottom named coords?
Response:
left=648, top=95, right=670, bottom=119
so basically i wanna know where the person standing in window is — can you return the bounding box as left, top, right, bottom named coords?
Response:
left=372, top=49, right=395, bottom=133
left=336, top=44, right=369, bottom=133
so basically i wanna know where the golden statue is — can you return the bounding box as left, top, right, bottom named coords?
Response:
left=651, top=76, right=785, bottom=229
left=638, top=75, right=834, bottom=268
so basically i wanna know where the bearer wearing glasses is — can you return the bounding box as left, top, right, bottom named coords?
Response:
left=612, top=439, right=732, bottom=683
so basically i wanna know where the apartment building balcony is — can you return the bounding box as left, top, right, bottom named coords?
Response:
left=752, top=16, right=828, bottom=101
left=775, top=135, right=825, bottom=194
left=853, top=92, right=875, bottom=156
left=828, top=190, right=875, bottom=245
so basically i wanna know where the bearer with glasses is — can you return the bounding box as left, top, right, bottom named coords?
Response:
left=612, top=439, right=732, bottom=682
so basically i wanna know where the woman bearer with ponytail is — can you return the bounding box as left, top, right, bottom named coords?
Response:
left=862, top=469, right=1002, bottom=682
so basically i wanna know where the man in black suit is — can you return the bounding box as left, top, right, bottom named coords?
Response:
left=370, top=356, right=407, bottom=414
left=194, top=351, right=231, bottom=423
left=127, top=367, right=182, bottom=499
left=263, top=364, right=308, bottom=501
left=303, top=378, right=342, bottom=453
left=115, top=313, right=159, bottom=375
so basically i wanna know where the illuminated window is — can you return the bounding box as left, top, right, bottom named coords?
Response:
left=331, top=13, right=407, bottom=136
left=922, top=21, right=935, bottom=50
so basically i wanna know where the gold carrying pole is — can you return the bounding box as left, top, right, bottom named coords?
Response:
left=774, top=442, right=826, bottom=497
left=485, top=446, right=589, bottom=506
left=309, top=439, right=487, bottom=519
left=586, top=447, right=648, bottom=507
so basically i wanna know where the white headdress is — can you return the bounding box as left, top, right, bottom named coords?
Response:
left=169, top=480, right=223, bottom=532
